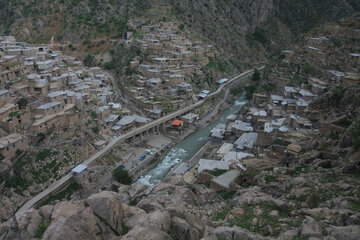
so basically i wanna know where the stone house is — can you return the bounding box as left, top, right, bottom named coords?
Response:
left=0, top=103, right=19, bottom=119
left=231, top=120, right=254, bottom=137
left=168, top=74, right=185, bottom=85
left=181, top=65, right=195, bottom=74
left=326, top=70, right=345, bottom=83
left=0, top=90, right=10, bottom=106
left=342, top=72, right=360, bottom=87
left=2, top=109, right=31, bottom=131
left=35, top=101, right=63, bottom=116
left=268, top=74, right=290, bottom=88
left=145, top=69, right=161, bottom=78
left=47, top=91, right=67, bottom=103
left=30, top=104, right=75, bottom=133
left=252, top=93, right=267, bottom=106
left=0, top=134, right=28, bottom=159
left=32, top=78, right=49, bottom=97
left=309, top=78, right=327, bottom=95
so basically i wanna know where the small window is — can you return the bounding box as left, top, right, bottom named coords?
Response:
left=6, top=147, right=9, bottom=151
left=13, top=143, right=15, bottom=148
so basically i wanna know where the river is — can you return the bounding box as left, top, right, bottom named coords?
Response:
left=137, top=96, right=247, bottom=185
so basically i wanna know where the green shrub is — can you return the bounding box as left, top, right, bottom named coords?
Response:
left=351, top=121, right=360, bottom=151
left=83, top=53, right=94, bottom=66
left=36, top=149, right=58, bottom=161
left=35, top=217, right=50, bottom=238
left=252, top=28, right=268, bottom=45
left=252, top=69, right=260, bottom=82
left=264, top=175, right=277, bottom=183
left=15, top=149, right=23, bottom=156
left=212, top=205, right=232, bottom=221
left=230, top=87, right=243, bottom=96
left=37, top=133, right=46, bottom=143
left=92, top=126, right=100, bottom=134
left=244, top=85, right=257, bottom=100
left=303, top=63, right=315, bottom=75
left=90, top=110, right=97, bottom=118
left=104, top=61, right=115, bottom=69
left=113, top=168, right=132, bottom=185
left=332, top=86, right=344, bottom=106
left=209, top=169, right=228, bottom=176
left=17, top=98, right=28, bottom=109
left=273, top=138, right=286, bottom=146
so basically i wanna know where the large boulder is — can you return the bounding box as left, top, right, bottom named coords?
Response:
left=206, top=226, right=273, bottom=240
left=39, top=205, right=55, bottom=220
left=122, top=225, right=172, bottom=240
left=122, top=204, right=146, bottom=220
left=171, top=216, right=200, bottom=240
left=236, top=187, right=286, bottom=209
left=325, top=225, right=360, bottom=240
left=278, top=229, right=299, bottom=240
left=129, top=184, right=149, bottom=203
left=42, top=208, right=101, bottom=240
left=87, top=191, right=123, bottom=235
left=137, top=198, right=164, bottom=213
left=126, top=210, right=171, bottom=232
left=16, top=209, right=42, bottom=240
left=301, top=217, right=322, bottom=239
left=51, top=201, right=86, bottom=221
left=166, top=205, right=204, bottom=235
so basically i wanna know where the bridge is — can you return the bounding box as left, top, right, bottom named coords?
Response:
left=15, top=67, right=263, bottom=218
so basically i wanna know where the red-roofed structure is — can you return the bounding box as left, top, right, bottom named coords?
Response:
left=171, top=120, right=183, bottom=127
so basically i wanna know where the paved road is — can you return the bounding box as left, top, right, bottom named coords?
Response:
left=15, top=66, right=264, bottom=218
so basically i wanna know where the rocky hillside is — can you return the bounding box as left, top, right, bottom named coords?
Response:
left=0, top=0, right=359, bottom=61
left=1, top=83, right=360, bottom=239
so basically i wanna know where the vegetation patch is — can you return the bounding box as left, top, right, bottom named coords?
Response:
left=41, top=182, right=81, bottom=206
left=264, top=175, right=277, bottom=183
left=212, top=205, right=232, bottom=221
left=113, top=168, right=132, bottom=185
left=35, top=217, right=50, bottom=239
left=228, top=202, right=288, bottom=237
left=351, top=120, right=360, bottom=151
left=209, top=168, right=228, bottom=177
left=349, top=200, right=360, bottom=212
left=206, top=58, right=228, bottom=73
left=272, top=138, right=286, bottom=146
left=218, top=191, right=236, bottom=200
left=36, top=149, right=58, bottom=162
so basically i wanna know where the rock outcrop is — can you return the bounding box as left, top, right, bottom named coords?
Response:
left=87, top=191, right=123, bottom=234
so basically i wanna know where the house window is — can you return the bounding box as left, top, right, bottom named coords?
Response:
left=13, top=143, right=15, bottom=148
left=6, top=147, right=9, bottom=151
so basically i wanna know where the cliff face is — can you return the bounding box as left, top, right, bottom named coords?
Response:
left=0, top=0, right=358, bottom=60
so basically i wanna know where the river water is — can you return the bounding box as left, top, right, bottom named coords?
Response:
left=137, top=96, right=247, bottom=185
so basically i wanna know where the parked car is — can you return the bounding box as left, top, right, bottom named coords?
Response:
left=139, top=154, right=146, bottom=161
left=146, top=149, right=153, bottom=155
left=117, top=164, right=125, bottom=169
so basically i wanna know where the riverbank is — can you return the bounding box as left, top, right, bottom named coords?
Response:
left=137, top=95, right=247, bottom=185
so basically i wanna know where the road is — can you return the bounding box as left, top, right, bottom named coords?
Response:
left=15, top=66, right=264, bottom=218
